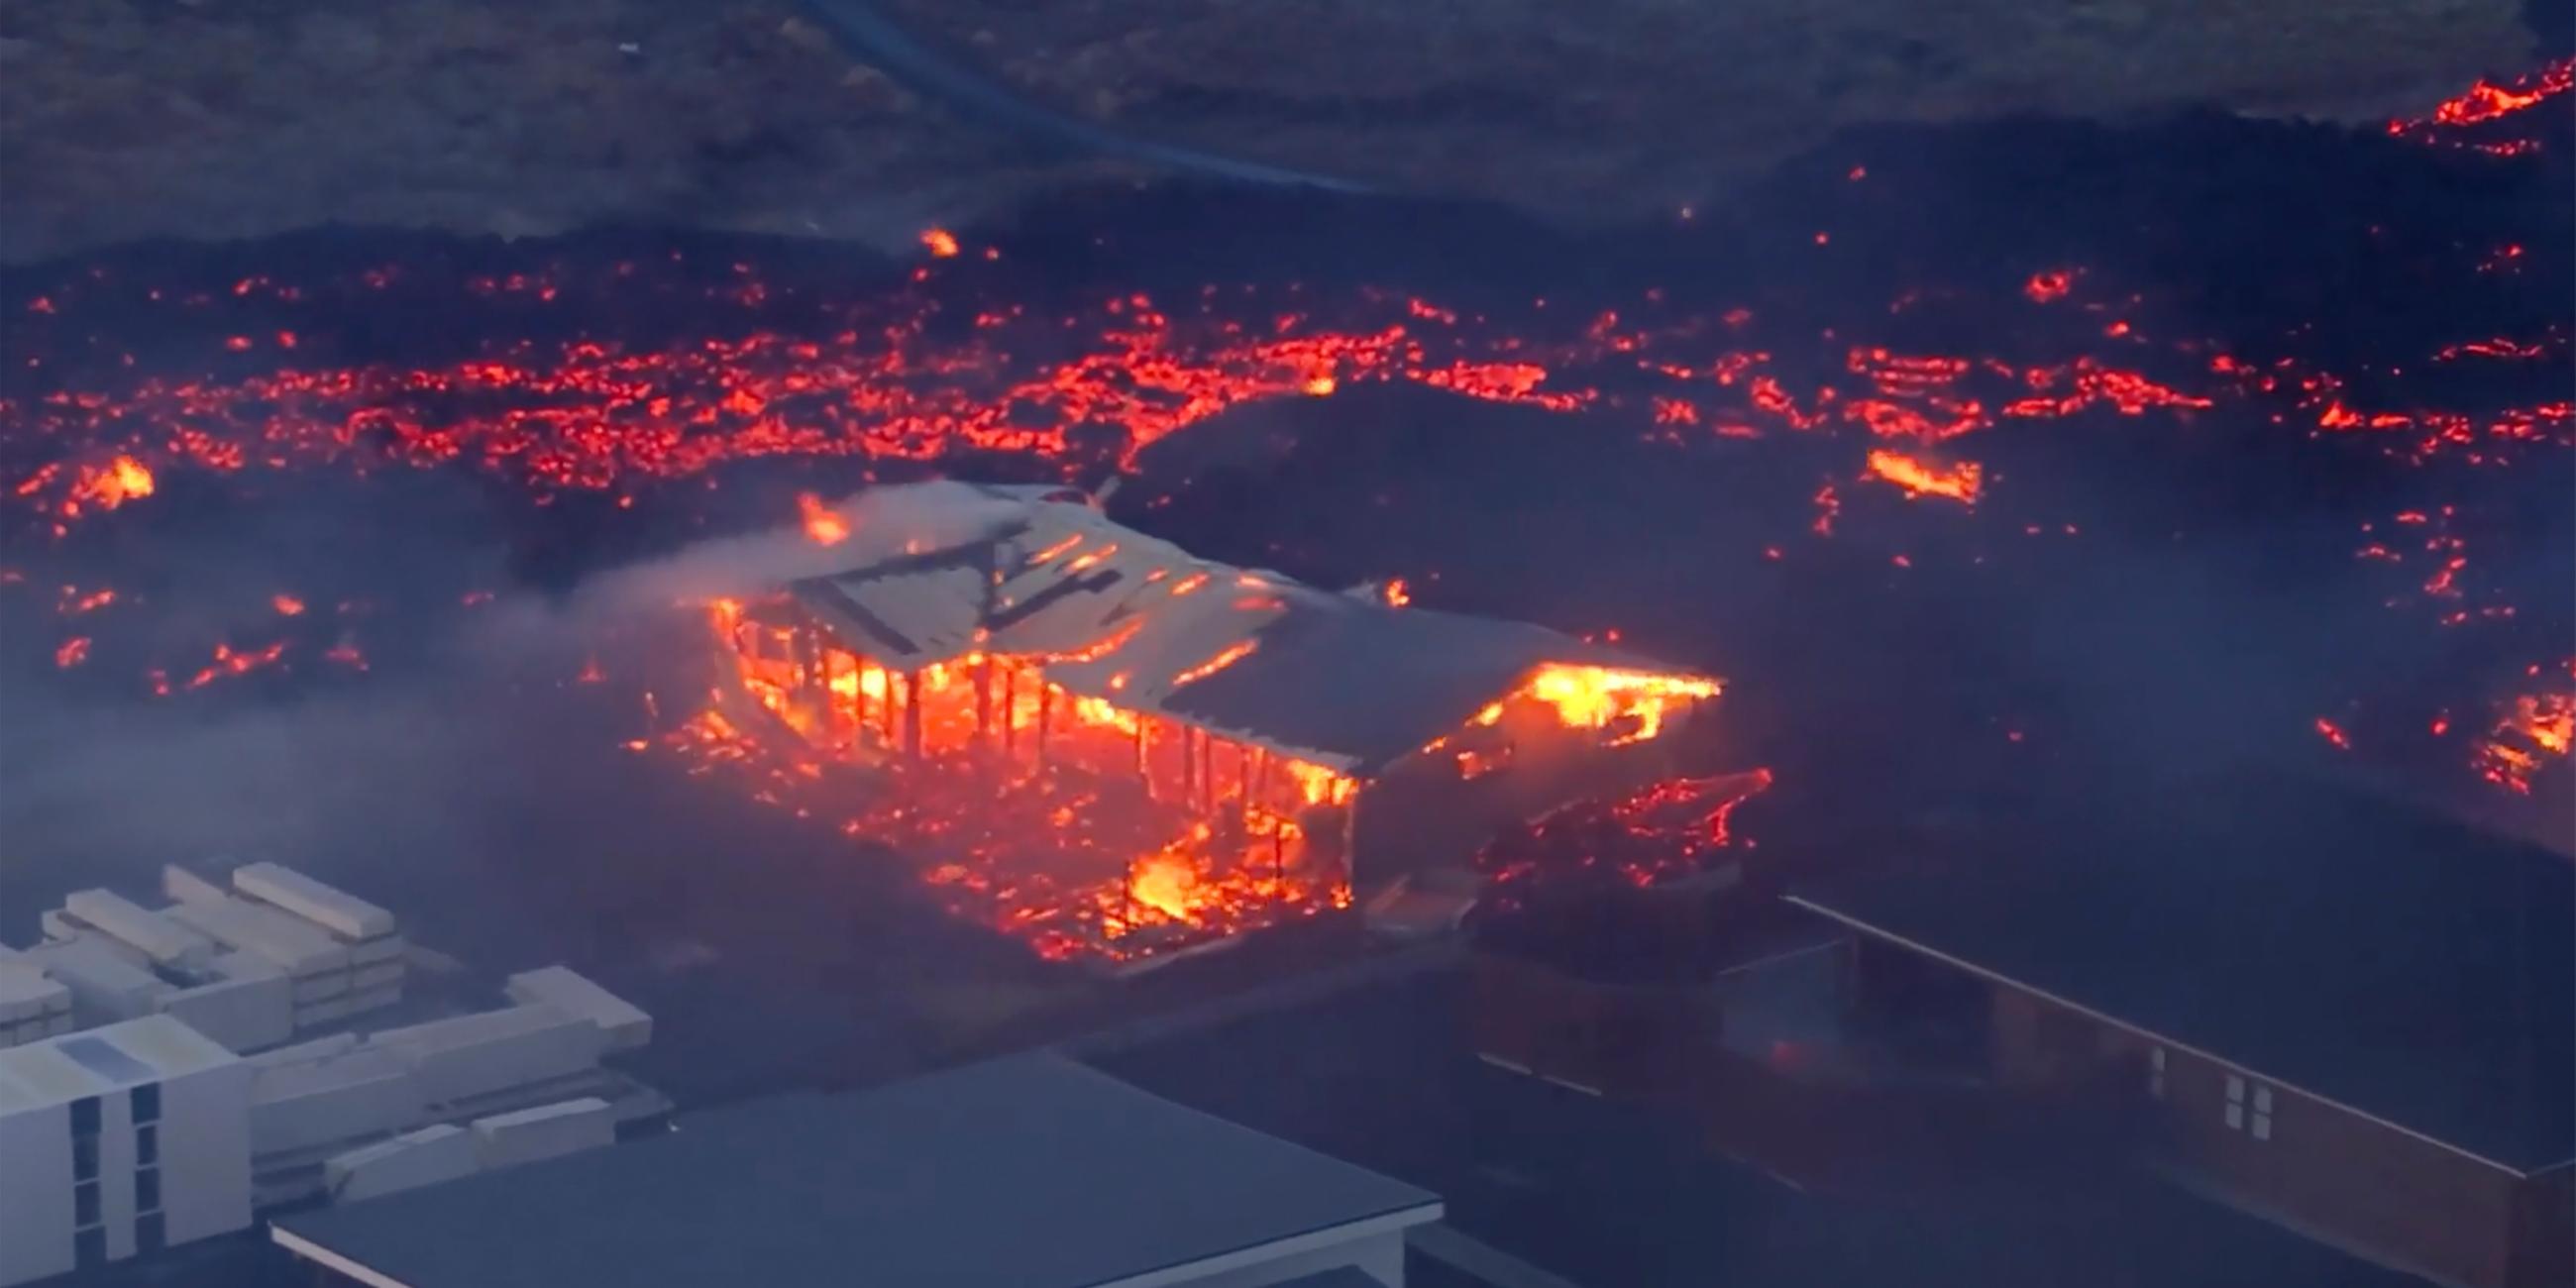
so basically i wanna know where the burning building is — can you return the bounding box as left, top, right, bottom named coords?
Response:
left=683, top=482, right=1729, bottom=964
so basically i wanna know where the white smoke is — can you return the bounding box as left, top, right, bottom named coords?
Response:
left=573, top=481, right=1030, bottom=612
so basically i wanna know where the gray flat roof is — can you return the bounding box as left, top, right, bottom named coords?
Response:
left=1790, top=774, right=2574, bottom=1173
left=273, top=1053, right=1440, bottom=1288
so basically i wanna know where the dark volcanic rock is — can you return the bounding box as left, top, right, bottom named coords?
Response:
left=0, top=0, right=2540, bottom=261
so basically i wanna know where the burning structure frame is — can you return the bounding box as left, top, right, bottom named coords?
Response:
left=686, top=483, right=1731, bottom=963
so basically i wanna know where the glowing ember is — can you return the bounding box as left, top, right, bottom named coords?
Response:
left=184, top=640, right=287, bottom=690
left=1479, top=770, right=1773, bottom=892
left=920, top=229, right=962, bottom=259
left=1381, top=579, right=1412, bottom=608
left=1168, top=639, right=1260, bottom=689
left=271, top=593, right=306, bottom=616
left=54, top=636, right=89, bottom=668
left=2314, top=716, right=2353, bottom=751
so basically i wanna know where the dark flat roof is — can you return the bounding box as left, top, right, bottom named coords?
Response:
left=274, top=1054, right=1439, bottom=1288
left=1273, top=1269, right=1399, bottom=1288
left=1790, top=775, right=2574, bottom=1172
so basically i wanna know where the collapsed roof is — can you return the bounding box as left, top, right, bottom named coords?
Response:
left=788, top=482, right=1696, bottom=775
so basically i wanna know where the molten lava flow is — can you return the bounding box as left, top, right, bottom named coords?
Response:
left=2383, top=58, right=2574, bottom=158
left=2396, top=58, right=2575, bottom=132
left=1863, top=449, right=1983, bottom=504
left=4, top=62, right=2567, bottom=802
left=2, top=266, right=2322, bottom=534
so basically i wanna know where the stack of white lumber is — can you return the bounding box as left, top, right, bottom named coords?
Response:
left=0, top=950, right=74, bottom=1048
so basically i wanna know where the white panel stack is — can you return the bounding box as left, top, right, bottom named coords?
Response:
left=163, top=892, right=360, bottom=1034
left=21, top=936, right=166, bottom=1024
left=247, top=1047, right=427, bottom=1157
left=60, top=890, right=217, bottom=975
left=324, top=1125, right=480, bottom=1204
left=0, top=962, right=73, bottom=1049
left=229, top=864, right=409, bottom=1023
left=468, top=1098, right=613, bottom=1171
left=370, top=1005, right=609, bottom=1109
left=503, top=967, right=652, bottom=1052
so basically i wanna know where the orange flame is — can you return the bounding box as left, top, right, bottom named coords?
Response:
left=1476, top=664, right=1722, bottom=746
left=1127, top=847, right=1206, bottom=922
left=798, top=492, right=850, bottom=546
left=920, top=229, right=961, bottom=259
left=674, top=595, right=1354, bottom=961
left=68, top=456, right=155, bottom=514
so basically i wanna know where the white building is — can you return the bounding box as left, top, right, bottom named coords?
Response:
left=1, top=863, right=666, bottom=1284
left=0, top=1016, right=252, bottom=1283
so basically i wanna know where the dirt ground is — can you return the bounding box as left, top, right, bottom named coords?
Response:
left=0, top=0, right=2539, bottom=262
